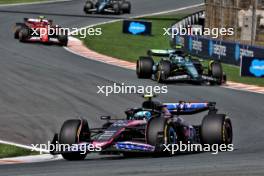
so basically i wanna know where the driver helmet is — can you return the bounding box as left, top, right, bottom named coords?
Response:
left=38, top=16, right=45, bottom=22
left=175, top=56, right=184, bottom=63
left=134, top=111, right=151, bottom=120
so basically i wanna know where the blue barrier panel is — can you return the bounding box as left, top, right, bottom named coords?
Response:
left=241, top=57, right=264, bottom=77
left=123, top=20, right=152, bottom=35
left=171, top=11, right=264, bottom=66
left=174, top=34, right=264, bottom=66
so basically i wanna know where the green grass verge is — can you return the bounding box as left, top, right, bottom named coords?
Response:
left=0, top=144, right=38, bottom=158
left=0, top=0, right=52, bottom=4
left=80, top=15, right=186, bottom=62
left=222, top=64, right=264, bottom=86
left=79, top=14, right=264, bottom=87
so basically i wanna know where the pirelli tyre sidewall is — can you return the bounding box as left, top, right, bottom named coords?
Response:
left=201, top=114, right=233, bottom=145
left=59, top=119, right=90, bottom=160
left=136, top=56, right=154, bottom=79
left=146, top=117, right=177, bottom=155
left=113, top=2, right=122, bottom=14
left=58, top=34, right=68, bottom=46
left=156, top=60, right=171, bottom=83
left=13, top=23, right=26, bottom=39
left=84, top=1, right=94, bottom=13
left=18, top=27, right=30, bottom=42
left=121, top=1, right=131, bottom=13
left=209, top=61, right=224, bottom=85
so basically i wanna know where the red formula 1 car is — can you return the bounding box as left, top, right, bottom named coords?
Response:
left=13, top=16, right=68, bottom=46
left=50, top=95, right=233, bottom=160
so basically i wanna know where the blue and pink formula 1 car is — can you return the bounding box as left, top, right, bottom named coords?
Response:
left=50, top=95, right=233, bottom=160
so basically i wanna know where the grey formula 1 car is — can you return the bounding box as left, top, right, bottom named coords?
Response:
left=136, top=49, right=226, bottom=85
left=84, top=0, right=131, bottom=14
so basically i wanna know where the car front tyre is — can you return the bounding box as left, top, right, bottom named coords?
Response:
left=84, top=1, right=94, bottom=14
left=146, top=117, right=177, bottom=156
left=59, top=119, right=90, bottom=160
left=58, top=35, right=68, bottom=46
left=136, top=56, right=154, bottom=79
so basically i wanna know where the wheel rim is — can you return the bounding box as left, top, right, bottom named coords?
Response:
left=167, top=126, right=177, bottom=144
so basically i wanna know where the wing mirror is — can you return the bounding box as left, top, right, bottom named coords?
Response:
left=208, top=102, right=218, bottom=114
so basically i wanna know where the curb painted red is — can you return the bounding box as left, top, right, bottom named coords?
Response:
left=222, top=82, right=264, bottom=94
left=65, top=37, right=136, bottom=69
left=0, top=154, right=62, bottom=165
left=65, top=37, right=264, bottom=95
left=0, top=160, right=23, bottom=164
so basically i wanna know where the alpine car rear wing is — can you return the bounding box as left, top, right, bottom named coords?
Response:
left=164, top=102, right=216, bottom=115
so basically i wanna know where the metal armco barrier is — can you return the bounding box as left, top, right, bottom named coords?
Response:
left=171, top=11, right=264, bottom=66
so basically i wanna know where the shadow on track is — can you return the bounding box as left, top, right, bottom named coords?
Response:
left=58, top=151, right=207, bottom=164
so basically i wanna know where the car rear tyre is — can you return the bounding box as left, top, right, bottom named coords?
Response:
left=13, top=23, right=26, bottom=39
left=59, top=119, right=90, bottom=160
left=113, top=3, right=122, bottom=14
left=209, top=61, right=223, bottom=85
left=18, top=27, right=30, bottom=42
left=201, top=114, right=233, bottom=145
left=121, top=1, right=131, bottom=13
left=136, top=56, right=154, bottom=79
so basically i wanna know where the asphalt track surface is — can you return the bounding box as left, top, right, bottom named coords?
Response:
left=0, top=0, right=263, bottom=175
